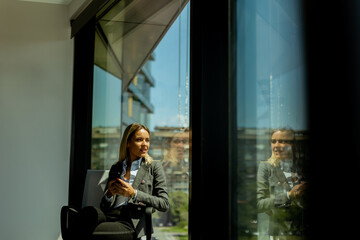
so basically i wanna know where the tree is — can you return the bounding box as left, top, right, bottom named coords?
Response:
left=169, top=191, right=188, bottom=227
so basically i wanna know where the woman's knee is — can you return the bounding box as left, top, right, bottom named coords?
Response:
left=80, top=206, right=107, bottom=224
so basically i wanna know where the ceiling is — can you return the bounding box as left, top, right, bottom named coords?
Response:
left=94, top=0, right=189, bottom=91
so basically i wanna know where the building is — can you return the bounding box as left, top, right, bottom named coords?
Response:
left=91, top=55, right=155, bottom=170
left=122, top=58, right=155, bottom=129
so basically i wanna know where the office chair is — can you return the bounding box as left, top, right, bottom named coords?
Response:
left=61, top=170, right=153, bottom=240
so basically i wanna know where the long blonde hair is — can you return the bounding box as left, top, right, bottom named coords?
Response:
left=267, top=128, right=295, bottom=167
left=118, top=123, right=153, bottom=165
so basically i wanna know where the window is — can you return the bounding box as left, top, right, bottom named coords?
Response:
left=89, top=0, right=190, bottom=238
left=91, top=65, right=122, bottom=170
left=236, top=0, right=309, bottom=239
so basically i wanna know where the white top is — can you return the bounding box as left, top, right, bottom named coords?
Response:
left=105, top=158, right=141, bottom=208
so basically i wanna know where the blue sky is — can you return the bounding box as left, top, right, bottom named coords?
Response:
left=149, top=3, right=190, bottom=131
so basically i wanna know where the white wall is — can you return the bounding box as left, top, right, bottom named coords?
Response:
left=0, top=0, right=75, bottom=239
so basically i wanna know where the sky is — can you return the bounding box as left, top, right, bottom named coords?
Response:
left=148, top=3, right=190, bottom=131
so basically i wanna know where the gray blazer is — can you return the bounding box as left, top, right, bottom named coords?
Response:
left=100, top=159, right=169, bottom=238
left=257, top=161, right=292, bottom=212
left=257, top=161, right=304, bottom=236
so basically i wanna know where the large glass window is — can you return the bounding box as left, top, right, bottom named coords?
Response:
left=236, top=0, right=309, bottom=239
left=90, top=0, right=190, bottom=239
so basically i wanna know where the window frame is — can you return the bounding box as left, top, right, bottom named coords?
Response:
left=68, top=17, right=96, bottom=207
left=189, top=0, right=237, bottom=239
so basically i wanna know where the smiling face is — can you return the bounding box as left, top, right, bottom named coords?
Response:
left=169, top=132, right=189, bottom=159
left=127, top=128, right=150, bottom=161
left=271, top=130, right=294, bottom=160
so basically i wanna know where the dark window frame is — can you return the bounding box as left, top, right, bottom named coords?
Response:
left=68, top=17, right=96, bottom=207
left=189, top=0, right=237, bottom=239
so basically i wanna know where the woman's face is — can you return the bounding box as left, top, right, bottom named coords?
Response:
left=271, top=131, right=294, bottom=160
left=169, top=132, right=189, bottom=159
left=127, top=128, right=150, bottom=161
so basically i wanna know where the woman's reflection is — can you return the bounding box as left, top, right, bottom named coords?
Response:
left=159, top=130, right=189, bottom=227
left=162, top=130, right=189, bottom=175
left=257, top=128, right=307, bottom=240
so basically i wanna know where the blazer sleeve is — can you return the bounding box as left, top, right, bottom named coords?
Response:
left=132, top=161, right=169, bottom=212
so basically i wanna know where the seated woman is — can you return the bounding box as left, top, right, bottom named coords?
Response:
left=70, top=123, right=169, bottom=240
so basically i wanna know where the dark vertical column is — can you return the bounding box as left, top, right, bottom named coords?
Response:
left=68, top=18, right=95, bottom=208
left=189, top=0, right=236, bottom=239
left=303, top=0, right=360, bottom=238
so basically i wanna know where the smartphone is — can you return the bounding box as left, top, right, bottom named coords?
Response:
left=109, top=171, right=121, bottom=181
left=109, top=171, right=129, bottom=185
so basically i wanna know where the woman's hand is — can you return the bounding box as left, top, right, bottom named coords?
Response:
left=107, top=179, right=119, bottom=197
left=289, top=181, right=307, bottom=200
left=107, top=178, right=135, bottom=198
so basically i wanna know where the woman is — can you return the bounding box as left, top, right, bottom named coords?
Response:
left=72, top=123, right=169, bottom=240
left=257, top=128, right=307, bottom=240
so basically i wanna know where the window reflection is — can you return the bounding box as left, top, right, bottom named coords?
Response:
left=91, top=66, right=122, bottom=170
left=257, top=129, right=308, bottom=239
left=151, top=128, right=189, bottom=228
left=236, top=0, right=308, bottom=239
left=162, top=130, right=190, bottom=183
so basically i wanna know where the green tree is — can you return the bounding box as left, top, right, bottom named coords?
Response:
left=169, top=191, right=188, bottom=227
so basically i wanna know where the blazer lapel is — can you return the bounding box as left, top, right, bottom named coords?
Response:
left=273, top=166, right=291, bottom=190
left=132, top=159, right=150, bottom=190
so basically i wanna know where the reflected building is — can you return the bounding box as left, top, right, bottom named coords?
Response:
left=91, top=127, right=121, bottom=169
left=150, top=126, right=189, bottom=227
left=91, top=56, right=155, bottom=170
left=150, top=126, right=189, bottom=193
left=122, top=56, right=155, bottom=130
